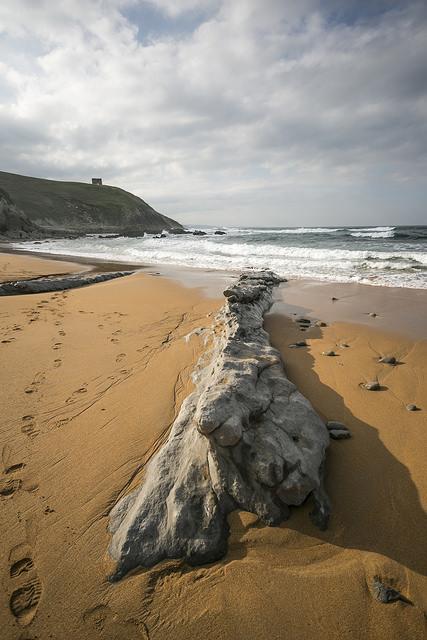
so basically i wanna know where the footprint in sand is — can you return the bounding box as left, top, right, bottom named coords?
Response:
left=1, top=447, right=25, bottom=497
left=9, top=543, right=42, bottom=627
left=83, top=604, right=147, bottom=639
left=53, top=359, right=62, bottom=368
left=5, top=462, right=26, bottom=474
left=116, top=353, right=126, bottom=363
left=52, top=417, right=69, bottom=429
left=10, top=557, right=34, bottom=577
left=52, top=342, right=62, bottom=351
left=66, top=385, right=88, bottom=404
left=24, top=372, right=46, bottom=395
left=110, top=338, right=119, bottom=344
left=58, top=330, right=66, bottom=337
left=21, top=416, right=40, bottom=440
left=0, top=477, right=22, bottom=497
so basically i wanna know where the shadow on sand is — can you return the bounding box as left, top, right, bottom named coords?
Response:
left=262, top=311, right=427, bottom=578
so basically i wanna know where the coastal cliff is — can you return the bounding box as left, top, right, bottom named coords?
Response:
left=0, top=188, right=45, bottom=240
left=0, top=171, right=182, bottom=236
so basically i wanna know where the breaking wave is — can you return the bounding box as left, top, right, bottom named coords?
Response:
left=12, top=225, right=427, bottom=290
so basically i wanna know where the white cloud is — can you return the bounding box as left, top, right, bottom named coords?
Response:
left=146, top=0, right=217, bottom=17
left=0, top=0, right=426, bottom=224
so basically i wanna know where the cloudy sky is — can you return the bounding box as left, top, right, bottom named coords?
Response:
left=1, top=0, right=426, bottom=226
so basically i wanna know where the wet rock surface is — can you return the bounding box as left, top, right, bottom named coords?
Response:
left=0, top=270, right=132, bottom=296
left=288, top=340, right=307, bottom=348
left=108, top=270, right=331, bottom=578
left=326, top=421, right=352, bottom=440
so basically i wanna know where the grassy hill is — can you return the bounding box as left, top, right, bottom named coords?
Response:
left=0, top=171, right=181, bottom=235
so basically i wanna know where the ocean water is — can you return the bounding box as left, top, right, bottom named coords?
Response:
left=12, top=225, right=427, bottom=289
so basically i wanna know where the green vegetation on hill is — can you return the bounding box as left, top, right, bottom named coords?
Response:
left=0, top=171, right=181, bottom=234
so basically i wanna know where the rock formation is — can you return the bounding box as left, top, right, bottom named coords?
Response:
left=109, top=270, right=330, bottom=579
left=0, top=188, right=43, bottom=240
left=0, top=270, right=132, bottom=296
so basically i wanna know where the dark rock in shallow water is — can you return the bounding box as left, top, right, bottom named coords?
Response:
left=193, top=230, right=207, bottom=236
left=214, top=230, right=226, bottom=235
left=108, top=270, right=330, bottom=578
left=315, top=320, right=327, bottom=327
left=0, top=271, right=132, bottom=296
left=379, top=355, right=397, bottom=365
left=296, top=318, right=311, bottom=325
left=372, top=577, right=412, bottom=605
left=289, top=341, right=307, bottom=348
left=369, top=312, right=377, bottom=318
left=169, top=227, right=189, bottom=234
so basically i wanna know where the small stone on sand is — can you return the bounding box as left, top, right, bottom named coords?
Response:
left=372, top=577, right=411, bottom=604
left=369, top=312, right=377, bottom=318
left=315, top=320, right=327, bottom=327
left=363, top=381, right=380, bottom=391
left=289, top=341, right=307, bottom=348
left=326, top=421, right=351, bottom=440
left=379, top=356, right=396, bottom=365
left=322, top=350, right=336, bottom=357
left=406, top=403, right=418, bottom=412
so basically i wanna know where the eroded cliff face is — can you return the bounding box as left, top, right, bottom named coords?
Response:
left=108, top=271, right=330, bottom=579
left=0, top=189, right=44, bottom=240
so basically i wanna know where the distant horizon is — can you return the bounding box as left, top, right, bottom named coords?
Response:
left=1, top=0, right=426, bottom=226
left=1, top=166, right=425, bottom=229
left=184, top=223, right=427, bottom=229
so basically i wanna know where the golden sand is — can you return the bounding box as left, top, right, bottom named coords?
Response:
left=0, top=252, right=426, bottom=639
left=0, top=251, right=83, bottom=283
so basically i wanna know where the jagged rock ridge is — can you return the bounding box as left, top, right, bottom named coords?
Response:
left=109, top=270, right=330, bottom=579
left=0, top=270, right=132, bottom=296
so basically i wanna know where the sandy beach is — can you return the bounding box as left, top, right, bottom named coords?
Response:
left=1, top=252, right=426, bottom=640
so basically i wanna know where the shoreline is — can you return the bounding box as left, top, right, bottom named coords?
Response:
left=1, top=246, right=426, bottom=337
left=0, top=251, right=426, bottom=639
